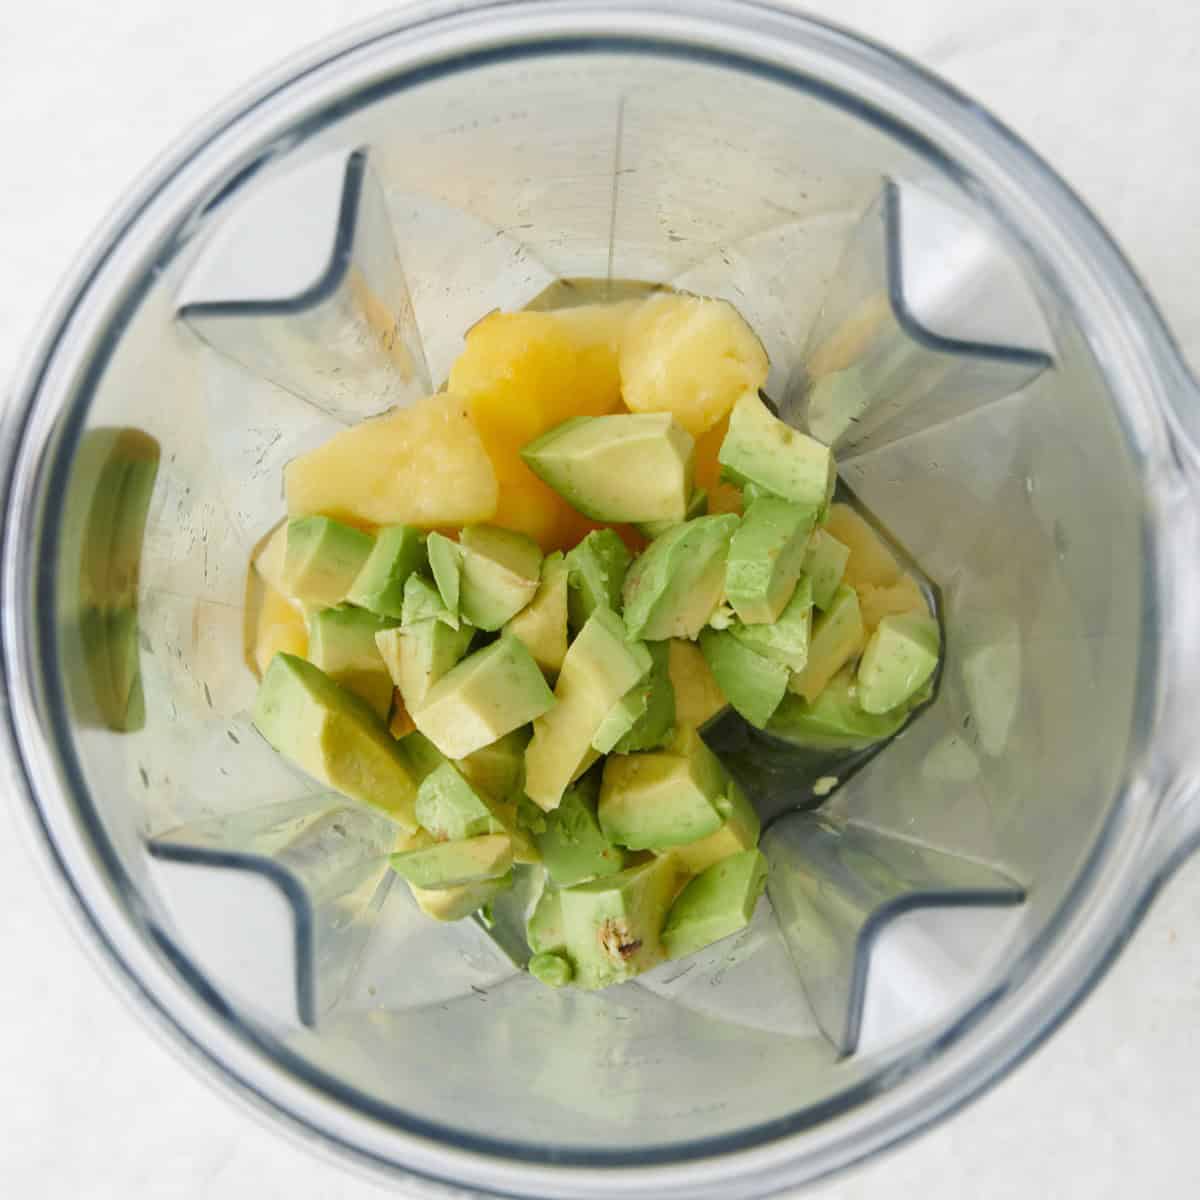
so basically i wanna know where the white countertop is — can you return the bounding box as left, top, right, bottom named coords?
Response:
left=2, top=1, right=1198, bottom=1196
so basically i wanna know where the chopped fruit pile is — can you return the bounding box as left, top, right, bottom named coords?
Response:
left=247, top=290, right=940, bottom=990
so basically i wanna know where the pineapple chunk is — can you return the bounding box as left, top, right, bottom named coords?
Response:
left=693, top=415, right=743, bottom=516
left=250, top=586, right=308, bottom=678
left=823, top=503, right=902, bottom=589
left=449, top=308, right=630, bottom=551
left=858, top=574, right=929, bottom=632
left=620, top=294, right=769, bottom=436
left=285, top=393, right=498, bottom=529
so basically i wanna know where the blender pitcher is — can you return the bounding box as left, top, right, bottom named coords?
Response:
left=3, top=2, right=1199, bottom=1197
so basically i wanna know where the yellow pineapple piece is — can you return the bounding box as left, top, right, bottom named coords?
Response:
left=858, top=575, right=930, bottom=632
left=668, top=639, right=728, bottom=728
left=620, top=293, right=769, bottom=435
left=284, top=393, right=498, bottom=529
left=250, top=587, right=308, bottom=678
left=388, top=690, right=416, bottom=739
left=823, top=502, right=902, bottom=589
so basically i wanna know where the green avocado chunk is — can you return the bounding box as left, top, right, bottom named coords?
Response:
left=856, top=611, right=940, bottom=714
left=416, top=761, right=506, bottom=841
left=281, top=516, right=374, bottom=608
left=725, top=496, right=817, bottom=625
left=592, top=640, right=675, bottom=754
left=729, top=575, right=813, bottom=673
left=622, top=514, right=739, bottom=641
left=426, top=533, right=464, bottom=625
left=345, top=525, right=427, bottom=617
left=717, top=392, right=835, bottom=511
left=376, top=619, right=473, bottom=712
left=524, top=606, right=652, bottom=810
left=662, top=849, right=768, bottom=959
left=529, top=951, right=573, bottom=987
left=635, top=488, right=709, bottom=540
left=456, top=727, right=530, bottom=802
left=252, top=653, right=418, bottom=829
left=698, top=628, right=790, bottom=729
left=413, top=634, right=556, bottom=758
left=522, top=412, right=695, bottom=524
left=505, top=551, right=569, bottom=674
left=410, top=872, right=513, bottom=922
left=565, top=529, right=632, bottom=631
left=458, top=524, right=543, bottom=631
left=672, top=777, right=761, bottom=875
left=598, top=726, right=728, bottom=850
left=789, top=583, right=865, bottom=702
left=768, top=665, right=910, bottom=748
left=804, top=528, right=851, bottom=611
left=390, top=833, right=514, bottom=889
left=559, top=855, right=679, bottom=989
left=527, top=879, right=566, bottom=954
left=535, top=770, right=628, bottom=887
left=400, top=573, right=458, bottom=628
left=307, top=605, right=398, bottom=718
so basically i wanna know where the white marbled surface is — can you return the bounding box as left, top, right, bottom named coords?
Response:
left=2, top=1, right=1199, bottom=1196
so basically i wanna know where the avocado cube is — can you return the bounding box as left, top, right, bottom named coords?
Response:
left=252, top=653, right=418, bottom=829
left=307, top=605, right=399, bottom=718
left=524, top=607, right=652, bottom=810
left=856, top=611, right=940, bottom=714
left=413, top=634, right=556, bottom=759
left=416, top=762, right=506, bottom=841
left=282, top=516, right=375, bottom=608
left=376, top=619, right=473, bottom=712
left=788, top=584, right=865, bottom=703
left=535, top=770, right=628, bottom=887
left=390, top=833, right=514, bottom=889
left=521, top=412, right=695, bottom=524
left=456, top=727, right=530, bottom=801
left=526, top=880, right=566, bottom=954
left=667, top=639, right=729, bottom=728
left=458, top=524, right=543, bottom=631
left=725, top=496, right=817, bottom=625
left=409, top=871, right=513, bottom=922
left=804, top=528, right=851, bottom=611
left=528, top=951, right=574, bottom=988
left=565, top=529, right=632, bottom=631
left=345, top=525, right=427, bottom=618
left=662, top=849, right=768, bottom=959
left=635, top=488, right=709, bottom=540
left=622, top=514, right=739, bottom=641
left=729, top=576, right=813, bottom=673
left=397, top=729, right=449, bottom=781
left=769, top=665, right=910, bottom=749
left=400, top=573, right=458, bottom=629
left=672, top=778, right=761, bottom=875
left=592, top=640, right=675, bottom=754
left=426, top=533, right=464, bottom=625
left=559, top=854, right=679, bottom=989
left=718, top=392, right=835, bottom=511
left=698, top=628, right=789, bottom=729
left=598, top=727, right=728, bottom=850
left=506, top=551, right=569, bottom=675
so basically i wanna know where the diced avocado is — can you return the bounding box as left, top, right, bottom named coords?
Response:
left=769, top=666, right=910, bottom=749
left=788, top=584, right=865, bottom=702
left=252, top=653, right=418, bottom=829
left=390, top=833, right=514, bottom=889
left=376, top=620, right=473, bottom=712
left=281, top=516, right=374, bottom=608
left=672, top=778, right=761, bottom=875
left=529, top=951, right=573, bottom=987
left=636, top=488, right=709, bottom=539
left=426, top=533, right=464, bottom=625
left=698, top=628, right=789, bottom=729
left=592, top=641, right=675, bottom=754
left=535, top=770, right=628, bottom=887
left=856, top=611, right=940, bottom=714
left=729, top=575, right=813, bottom=672
left=307, top=605, right=398, bottom=718
left=345, top=526, right=427, bottom=618
left=456, top=727, right=530, bottom=801
left=458, top=524, right=543, bottom=631
left=559, top=855, right=679, bottom=989
left=527, top=880, right=566, bottom=954
left=565, top=530, right=632, bottom=631
left=521, top=412, right=695, bottom=523
left=400, top=573, right=457, bottom=629
left=598, top=727, right=728, bottom=850
left=667, top=639, right=729, bottom=728
left=410, top=871, right=513, bottom=922
left=413, top=634, right=556, bottom=759
left=506, top=551, right=569, bottom=675
left=525, top=607, right=652, bottom=810
left=661, top=849, right=768, bottom=959
left=622, top=514, right=739, bottom=641
left=718, top=392, right=835, bottom=510
left=398, top=729, right=449, bottom=781
left=725, top=497, right=817, bottom=625
left=804, top=528, right=851, bottom=611
left=416, top=762, right=506, bottom=841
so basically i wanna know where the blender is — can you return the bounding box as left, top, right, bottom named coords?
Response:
left=3, top=2, right=1199, bottom=1197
